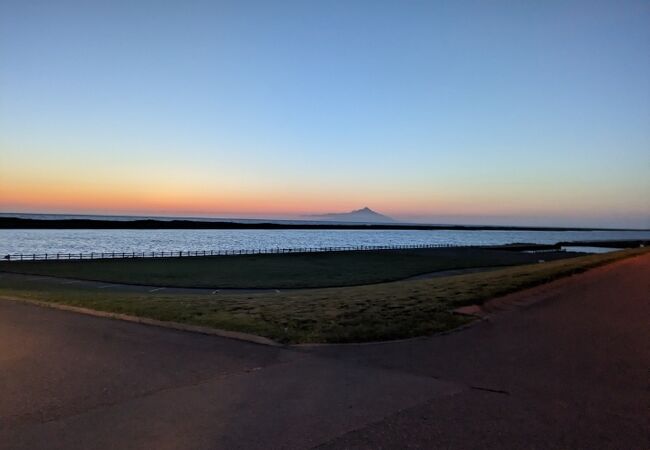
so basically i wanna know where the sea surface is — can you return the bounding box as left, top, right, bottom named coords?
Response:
left=1, top=229, right=649, bottom=256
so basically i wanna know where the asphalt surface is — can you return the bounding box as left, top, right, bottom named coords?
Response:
left=1, top=253, right=649, bottom=449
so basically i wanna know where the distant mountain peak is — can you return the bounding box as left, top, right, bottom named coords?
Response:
left=304, top=207, right=395, bottom=224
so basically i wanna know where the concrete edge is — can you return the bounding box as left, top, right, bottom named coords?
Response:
left=451, top=304, right=487, bottom=318
left=0, top=292, right=482, bottom=350
left=293, top=318, right=485, bottom=348
left=0, top=295, right=283, bottom=347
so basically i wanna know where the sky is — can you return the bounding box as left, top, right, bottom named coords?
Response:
left=1, top=0, right=649, bottom=228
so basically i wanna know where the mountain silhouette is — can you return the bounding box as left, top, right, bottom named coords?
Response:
left=305, top=207, right=395, bottom=223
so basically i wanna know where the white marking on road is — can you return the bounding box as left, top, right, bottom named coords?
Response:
left=275, top=289, right=281, bottom=294
left=62, top=280, right=80, bottom=285
left=98, top=285, right=114, bottom=289
left=212, top=289, right=220, bottom=294
left=149, top=287, right=165, bottom=293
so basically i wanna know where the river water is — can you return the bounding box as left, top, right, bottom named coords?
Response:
left=1, top=229, right=648, bottom=256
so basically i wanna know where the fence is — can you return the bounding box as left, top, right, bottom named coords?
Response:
left=3, top=243, right=472, bottom=261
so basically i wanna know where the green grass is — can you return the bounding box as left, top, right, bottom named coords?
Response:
left=0, top=247, right=645, bottom=344
left=0, top=247, right=578, bottom=289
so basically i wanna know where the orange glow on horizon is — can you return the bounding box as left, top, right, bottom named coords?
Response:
left=2, top=164, right=645, bottom=222
left=2, top=182, right=640, bottom=221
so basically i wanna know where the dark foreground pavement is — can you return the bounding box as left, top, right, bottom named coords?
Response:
left=1, top=253, right=649, bottom=449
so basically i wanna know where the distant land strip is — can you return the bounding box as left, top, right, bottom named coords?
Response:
left=0, top=217, right=646, bottom=232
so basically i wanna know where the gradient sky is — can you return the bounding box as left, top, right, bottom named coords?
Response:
left=1, top=0, right=649, bottom=227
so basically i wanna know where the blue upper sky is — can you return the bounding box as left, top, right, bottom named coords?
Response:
left=1, top=0, right=649, bottom=227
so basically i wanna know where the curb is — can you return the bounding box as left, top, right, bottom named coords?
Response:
left=1, top=292, right=482, bottom=349
left=0, top=296, right=283, bottom=347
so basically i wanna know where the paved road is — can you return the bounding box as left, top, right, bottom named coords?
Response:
left=1, top=253, right=648, bottom=449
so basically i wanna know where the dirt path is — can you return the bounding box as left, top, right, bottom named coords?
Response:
left=0, top=265, right=507, bottom=295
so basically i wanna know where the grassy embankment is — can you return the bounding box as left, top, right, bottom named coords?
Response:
left=0, top=247, right=576, bottom=289
left=0, top=247, right=646, bottom=344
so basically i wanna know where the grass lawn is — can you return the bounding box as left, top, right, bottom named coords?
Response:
left=1, top=247, right=646, bottom=344
left=0, top=247, right=578, bottom=288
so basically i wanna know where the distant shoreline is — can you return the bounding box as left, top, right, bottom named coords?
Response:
left=0, top=217, right=646, bottom=232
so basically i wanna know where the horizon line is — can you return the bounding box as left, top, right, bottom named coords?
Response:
left=2, top=211, right=649, bottom=232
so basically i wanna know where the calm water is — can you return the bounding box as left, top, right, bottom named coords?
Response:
left=1, top=229, right=649, bottom=255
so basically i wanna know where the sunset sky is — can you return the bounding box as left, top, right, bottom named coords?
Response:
left=1, top=0, right=649, bottom=228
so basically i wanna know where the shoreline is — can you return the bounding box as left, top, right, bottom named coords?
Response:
left=1, top=216, right=648, bottom=232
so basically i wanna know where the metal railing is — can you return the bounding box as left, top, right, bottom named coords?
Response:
left=3, top=243, right=471, bottom=261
